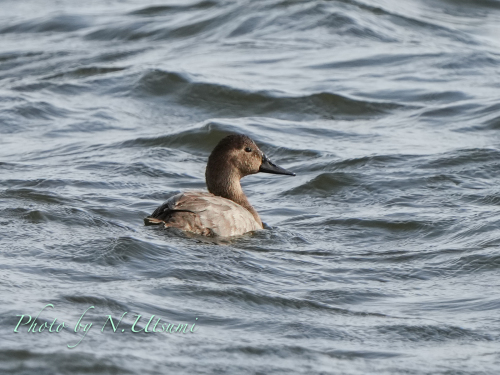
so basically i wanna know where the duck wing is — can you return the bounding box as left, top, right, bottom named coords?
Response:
left=145, top=192, right=261, bottom=237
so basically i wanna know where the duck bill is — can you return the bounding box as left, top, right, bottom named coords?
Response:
left=259, top=154, right=295, bottom=176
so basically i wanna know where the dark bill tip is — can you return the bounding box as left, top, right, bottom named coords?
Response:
left=259, top=155, right=296, bottom=176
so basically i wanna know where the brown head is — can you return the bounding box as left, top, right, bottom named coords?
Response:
left=206, top=134, right=295, bottom=185
left=205, top=134, right=295, bottom=225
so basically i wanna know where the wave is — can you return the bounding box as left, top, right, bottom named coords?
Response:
left=128, top=1, right=218, bottom=16
left=0, top=349, right=132, bottom=374
left=283, top=172, right=358, bottom=197
left=375, top=324, right=492, bottom=342
left=0, top=14, right=90, bottom=34
left=133, top=69, right=402, bottom=119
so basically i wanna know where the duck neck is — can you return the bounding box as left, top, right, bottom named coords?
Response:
left=206, top=168, right=263, bottom=228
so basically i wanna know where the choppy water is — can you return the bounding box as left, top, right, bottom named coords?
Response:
left=2, top=0, right=500, bottom=374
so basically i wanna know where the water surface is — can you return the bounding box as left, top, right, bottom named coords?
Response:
left=1, top=0, right=500, bottom=374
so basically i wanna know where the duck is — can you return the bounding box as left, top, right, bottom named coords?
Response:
left=144, top=134, right=295, bottom=237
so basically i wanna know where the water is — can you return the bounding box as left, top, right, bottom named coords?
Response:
left=1, top=0, right=500, bottom=373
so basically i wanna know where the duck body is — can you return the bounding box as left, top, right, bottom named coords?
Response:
left=145, top=134, right=295, bottom=237
left=145, top=191, right=262, bottom=237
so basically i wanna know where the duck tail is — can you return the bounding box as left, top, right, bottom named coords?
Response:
left=144, top=217, right=165, bottom=226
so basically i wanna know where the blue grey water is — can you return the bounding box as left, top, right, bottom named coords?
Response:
left=1, top=0, right=500, bottom=373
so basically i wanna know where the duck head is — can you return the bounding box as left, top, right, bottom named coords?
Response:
left=206, top=134, right=295, bottom=181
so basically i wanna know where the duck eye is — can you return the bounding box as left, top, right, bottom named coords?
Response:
left=244, top=147, right=252, bottom=152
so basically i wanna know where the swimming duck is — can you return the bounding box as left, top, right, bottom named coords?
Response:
left=144, top=134, right=295, bottom=237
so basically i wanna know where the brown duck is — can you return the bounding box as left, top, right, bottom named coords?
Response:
left=144, top=134, right=295, bottom=237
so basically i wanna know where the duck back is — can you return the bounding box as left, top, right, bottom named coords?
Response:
left=144, top=192, right=262, bottom=237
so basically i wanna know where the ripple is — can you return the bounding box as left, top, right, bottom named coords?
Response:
left=306, top=288, right=392, bottom=305
left=0, top=14, right=90, bottom=34
left=121, top=121, right=239, bottom=153
left=306, top=154, right=412, bottom=172
left=133, top=69, right=403, bottom=119
left=283, top=172, right=358, bottom=197
left=45, top=66, right=127, bottom=80
left=419, top=148, right=500, bottom=169
left=0, top=350, right=134, bottom=375
left=5, top=100, right=75, bottom=121
left=128, top=1, right=218, bottom=16
left=376, top=324, right=492, bottom=342
left=62, top=295, right=130, bottom=312
left=87, top=6, right=233, bottom=41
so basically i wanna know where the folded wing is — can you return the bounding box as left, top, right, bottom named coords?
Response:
left=145, top=192, right=261, bottom=237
